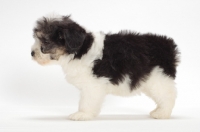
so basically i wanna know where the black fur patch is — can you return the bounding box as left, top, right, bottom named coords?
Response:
left=74, top=33, right=94, bottom=59
left=92, top=31, right=179, bottom=90
left=63, top=23, right=87, bottom=54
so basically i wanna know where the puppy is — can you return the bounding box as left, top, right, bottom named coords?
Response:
left=31, top=13, right=179, bottom=121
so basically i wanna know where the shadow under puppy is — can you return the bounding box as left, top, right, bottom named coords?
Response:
left=31, top=13, right=180, bottom=121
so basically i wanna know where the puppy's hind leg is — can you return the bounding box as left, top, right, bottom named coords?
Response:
left=143, top=67, right=177, bottom=119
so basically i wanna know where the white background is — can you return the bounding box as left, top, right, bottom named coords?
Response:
left=0, top=0, right=200, bottom=131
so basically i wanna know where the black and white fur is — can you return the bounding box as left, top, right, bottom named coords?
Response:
left=31, top=13, right=179, bottom=120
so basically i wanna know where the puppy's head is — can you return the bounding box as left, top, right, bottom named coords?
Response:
left=31, top=14, right=86, bottom=65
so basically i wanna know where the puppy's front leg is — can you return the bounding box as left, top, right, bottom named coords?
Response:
left=69, top=87, right=106, bottom=121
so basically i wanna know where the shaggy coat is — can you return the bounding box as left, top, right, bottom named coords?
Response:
left=31, top=14, right=179, bottom=121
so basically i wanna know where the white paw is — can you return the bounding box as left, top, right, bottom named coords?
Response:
left=68, top=112, right=94, bottom=121
left=150, top=108, right=172, bottom=119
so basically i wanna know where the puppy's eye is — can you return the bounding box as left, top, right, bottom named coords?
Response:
left=44, top=40, right=49, bottom=44
left=41, top=46, right=44, bottom=52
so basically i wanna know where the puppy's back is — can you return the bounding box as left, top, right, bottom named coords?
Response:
left=92, top=32, right=179, bottom=90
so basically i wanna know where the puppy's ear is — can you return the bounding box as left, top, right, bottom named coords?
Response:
left=63, top=23, right=86, bottom=53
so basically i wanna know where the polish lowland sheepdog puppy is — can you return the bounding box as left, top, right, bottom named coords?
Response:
left=31, top=13, right=180, bottom=121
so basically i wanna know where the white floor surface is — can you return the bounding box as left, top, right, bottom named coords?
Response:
left=0, top=106, right=200, bottom=132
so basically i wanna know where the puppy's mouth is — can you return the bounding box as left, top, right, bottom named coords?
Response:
left=31, top=50, right=51, bottom=65
left=32, top=57, right=50, bottom=65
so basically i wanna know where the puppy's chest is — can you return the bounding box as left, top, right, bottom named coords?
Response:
left=62, top=60, right=96, bottom=88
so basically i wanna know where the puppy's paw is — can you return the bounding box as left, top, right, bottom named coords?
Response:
left=68, top=112, right=94, bottom=121
left=150, top=108, right=171, bottom=119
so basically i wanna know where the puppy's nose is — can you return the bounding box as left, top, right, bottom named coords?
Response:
left=31, top=51, right=35, bottom=57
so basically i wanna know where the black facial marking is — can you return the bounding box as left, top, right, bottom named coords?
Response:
left=92, top=31, right=179, bottom=90
left=34, top=15, right=89, bottom=55
left=33, top=16, right=72, bottom=54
